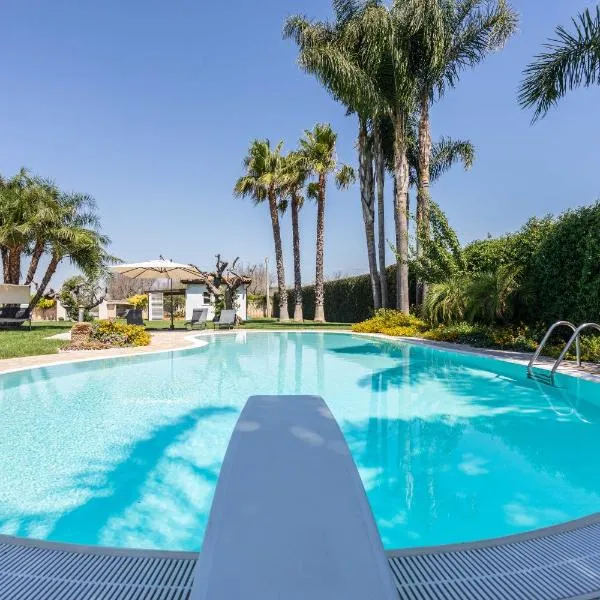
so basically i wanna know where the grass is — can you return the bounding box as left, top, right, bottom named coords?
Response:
left=0, top=318, right=352, bottom=360
left=139, top=318, right=351, bottom=330
left=0, top=322, right=73, bottom=359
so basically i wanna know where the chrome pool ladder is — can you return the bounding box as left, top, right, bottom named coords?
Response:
left=528, top=321, right=600, bottom=385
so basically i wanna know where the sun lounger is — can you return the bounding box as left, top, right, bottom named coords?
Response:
left=186, top=308, right=209, bottom=330
left=215, top=309, right=236, bottom=329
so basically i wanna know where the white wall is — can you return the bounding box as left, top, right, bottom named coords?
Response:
left=185, top=284, right=215, bottom=320
left=98, top=300, right=109, bottom=320
left=236, top=285, right=248, bottom=321
left=185, top=284, right=248, bottom=321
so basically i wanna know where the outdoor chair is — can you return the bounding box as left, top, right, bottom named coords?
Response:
left=186, top=308, right=209, bottom=330
left=215, top=309, right=236, bottom=329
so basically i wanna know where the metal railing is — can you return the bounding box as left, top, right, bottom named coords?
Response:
left=550, top=323, right=600, bottom=378
left=527, top=321, right=579, bottom=381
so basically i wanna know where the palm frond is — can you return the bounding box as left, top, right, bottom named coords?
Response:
left=519, top=6, right=600, bottom=120
left=430, top=137, right=475, bottom=182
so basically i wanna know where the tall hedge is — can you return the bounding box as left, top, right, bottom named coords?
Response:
left=274, top=202, right=600, bottom=326
left=274, top=265, right=416, bottom=323
left=464, top=202, right=600, bottom=327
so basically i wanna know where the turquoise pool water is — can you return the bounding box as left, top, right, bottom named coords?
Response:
left=1, top=331, right=599, bottom=551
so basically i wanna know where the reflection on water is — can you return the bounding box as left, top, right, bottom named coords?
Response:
left=1, top=332, right=600, bottom=551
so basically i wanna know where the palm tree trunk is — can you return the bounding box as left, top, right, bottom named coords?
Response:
left=358, top=119, right=381, bottom=310
left=373, top=120, right=387, bottom=308
left=1, top=247, right=8, bottom=283
left=25, top=239, right=45, bottom=285
left=7, top=246, right=23, bottom=284
left=314, top=174, right=327, bottom=323
left=393, top=109, right=410, bottom=314
left=416, top=94, right=432, bottom=307
left=268, top=188, right=289, bottom=321
left=291, top=191, right=303, bottom=322
left=28, top=251, right=61, bottom=310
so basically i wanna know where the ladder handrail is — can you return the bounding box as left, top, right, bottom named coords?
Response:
left=527, top=321, right=579, bottom=375
left=551, top=323, right=600, bottom=377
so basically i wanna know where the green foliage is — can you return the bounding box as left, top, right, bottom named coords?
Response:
left=519, top=6, right=600, bottom=120
left=91, top=320, right=151, bottom=347
left=423, top=275, right=468, bottom=325
left=59, top=275, right=105, bottom=321
left=413, top=202, right=466, bottom=284
left=352, top=309, right=427, bottom=337
left=422, top=323, right=538, bottom=353
left=275, top=265, right=416, bottom=323
left=127, top=294, right=148, bottom=310
left=35, top=297, right=56, bottom=310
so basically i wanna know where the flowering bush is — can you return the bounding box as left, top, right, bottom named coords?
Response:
left=127, top=294, right=148, bottom=310
left=352, top=309, right=427, bottom=337
left=91, top=320, right=151, bottom=347
left=36, top=297, right=56, bottom=310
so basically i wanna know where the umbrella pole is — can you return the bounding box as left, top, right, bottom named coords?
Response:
left=170, top=278, right=174, bottom=329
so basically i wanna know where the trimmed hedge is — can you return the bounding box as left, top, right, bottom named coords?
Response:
left=464, top=203, right=600, bottom=326
left=275, top=265, right=416, bottom=323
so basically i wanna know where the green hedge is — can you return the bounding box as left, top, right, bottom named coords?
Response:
left=464, top=202, right=600, bottom=326
left=276, top=202, right=600, bottom=326
left=274, top=265, right=416, bottom=323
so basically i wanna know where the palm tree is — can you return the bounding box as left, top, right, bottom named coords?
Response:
left=284, top=4, right=386, bottom=310
left=410, top=0, right=517, bottom=305
left=519, top=6, right=600, bottom=120
left=29, top=192, right=114, bottom=309
left=0, top=170, right=63, bottom=285
left=300, top=124, right=354, bottom=322
left=234, top=140, right=290, bottom=321
left=280, top=151, right=310, bottom=322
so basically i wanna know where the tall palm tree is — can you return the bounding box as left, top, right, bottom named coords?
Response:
left=410, top=0, right=517, bottom=305
left=300, top=124, right=354, bottom=322
left=284, top=3, right=386, bottom=310
left=519, top=6, right=600, bottom=120
left=28, top=192, right=114, bottom=309
left=280, top=151, right=310, bottom=322
left=234, top=140, right=290, bottom=321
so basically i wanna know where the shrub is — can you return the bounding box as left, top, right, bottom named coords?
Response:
left=422, top=323, right=538, bottom=352
left=127, top=294, right=148, bottom=310
left=91, top=320, right=151, bottom=347
left=36, top=297, right=56, bottom=310
left=352, top=309, right=427, bottom=336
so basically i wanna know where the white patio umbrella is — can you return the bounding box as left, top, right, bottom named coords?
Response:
left=110, top=258, right=203, bottom=329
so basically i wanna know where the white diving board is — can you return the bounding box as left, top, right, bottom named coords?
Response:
left=191, top=395, right=397, bottom=600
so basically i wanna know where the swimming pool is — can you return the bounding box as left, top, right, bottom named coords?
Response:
left=1, top=331, right=599, bottom=551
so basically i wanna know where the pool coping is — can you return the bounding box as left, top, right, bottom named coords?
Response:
left=2, top=512, right=600, bottom=600
left=2, top=510, right=599, bottom=559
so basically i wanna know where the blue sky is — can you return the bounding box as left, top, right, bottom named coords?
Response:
left=1, top=0, right=599, bottom=286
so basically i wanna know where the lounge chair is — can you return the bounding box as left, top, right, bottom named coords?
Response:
left=124, top=309, right=144, bottom=326
left=186, top=308, right=208, bottom=330
left=0, top=306, right=32, bottom=329
left=215, top=309, right=236, bottom=329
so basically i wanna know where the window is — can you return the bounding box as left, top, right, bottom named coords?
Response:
left=203, top=291, right=211, bottom=305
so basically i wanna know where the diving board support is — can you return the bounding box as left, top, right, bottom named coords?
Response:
left=190, top=394, right=397, bottom=600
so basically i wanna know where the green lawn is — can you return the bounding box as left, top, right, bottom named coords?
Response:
left=0, top=322, right=73, bottom=359
left=0, top=319, right=352, bottom=360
